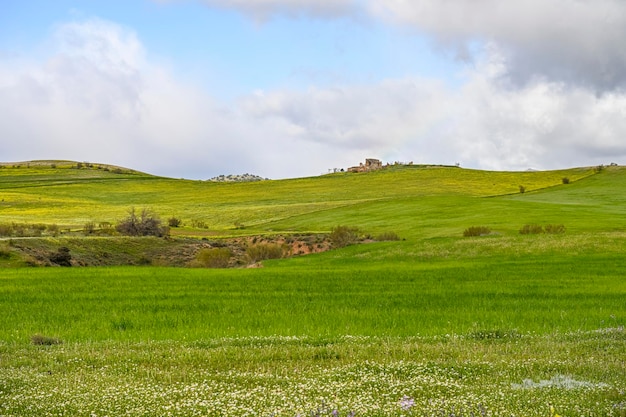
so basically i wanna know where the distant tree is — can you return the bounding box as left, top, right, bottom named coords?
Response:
left=116, top=208, right=169, bottom=237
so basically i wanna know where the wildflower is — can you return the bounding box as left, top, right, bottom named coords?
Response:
left=400, top=396, right=415, bottom=411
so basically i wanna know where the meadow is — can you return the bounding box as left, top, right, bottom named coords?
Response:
left=0, top=161, right=625, bottom=416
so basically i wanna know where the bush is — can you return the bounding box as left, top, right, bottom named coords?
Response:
left=98, top=222, right=115, bottom=235
left=0, top=223, right=13, bottom=237
left=195, top=247, right=232, bottom=268
left=116, top=208, right=169, bottom=237
left=49, top=247, right=72, bottom=266
left=245, top=243, right=285, bottom=263
left=47, top=224, right=59, bottom=236
left=191, top=219, right=208, bottom=229
left=329, top=225, right=360, bottom=248
left=519, top=185, right=526, bottom=193
left=168, top=217, right=182, bottom=228
left=519, top=224, right=544, bottom=235
left=375, top=231, right=400, bottom=241
left=83, top=221, right=96, bottom=235
left=545, top=224, right=566, bottom=234
left=31, top=334, right=62, bottom=346
left=562, top=177, right=570, bottom=184
left=463, top=226, right=492, bottom=237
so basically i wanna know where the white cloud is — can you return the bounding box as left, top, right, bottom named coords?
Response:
left=186, top=0, right=626, bottom=90
left=369, top=0, right=626, bottom=91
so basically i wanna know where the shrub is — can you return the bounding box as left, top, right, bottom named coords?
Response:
left=98, top=222, right=115, bottom=235
left=545, top=224, right=566, bottom=234
left=195, top=247, right=232, bottom=268
left=191, top=219, right=208, bottom=229
left=168, top=217, right=182, bottom=228
left=329, top=225, right=360, bottom=248
left=31, top=334, right=62, bottom=345
left=0, top=247, right=11, bottom=259
left=116, top=208, right=169, bottom=237
left=0, top=223, right=13, bottom=237
left=47, top=224, right=60, bottom=236
left=375, top=231, right=400, bottom=241
left=245, top=243, right=285, bottom=263
left=83, top=221, right=96, bottom=235
left=562, top=177, right=570, bottom=184
left=519, top=185, right=526, bottom=193
left=463, top=226, right=492, bottom=237
left=49, top=247, right=72, bottom=266
left=519, top=224, right=544, bottom=235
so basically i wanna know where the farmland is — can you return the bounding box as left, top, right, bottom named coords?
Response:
left=0, top=161, right=625, bottom=416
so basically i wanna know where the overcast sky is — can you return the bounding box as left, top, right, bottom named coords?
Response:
left=1, top=1, right=625, bottom=179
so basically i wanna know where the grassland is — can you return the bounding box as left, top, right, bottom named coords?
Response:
left=0, top=161, right=625, bottom=416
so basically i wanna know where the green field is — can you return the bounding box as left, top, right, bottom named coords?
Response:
left=0, top=162, right=625, bottom=416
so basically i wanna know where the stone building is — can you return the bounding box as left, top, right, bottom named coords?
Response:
left=348, top=158, right=383, bottom=173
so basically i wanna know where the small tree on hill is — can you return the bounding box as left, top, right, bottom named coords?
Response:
left=116, top=208, right=169, bottom=237
left=329, top=225, right=360, bottom=248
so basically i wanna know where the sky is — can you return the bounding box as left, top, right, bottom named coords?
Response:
left=1, top=1, right=626, bottom=179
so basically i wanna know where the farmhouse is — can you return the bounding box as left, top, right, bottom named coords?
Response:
left=347, top=158, right=383, bottom=173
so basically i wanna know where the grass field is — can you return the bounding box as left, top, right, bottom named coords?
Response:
left=0, top=161, right=625, bottom=416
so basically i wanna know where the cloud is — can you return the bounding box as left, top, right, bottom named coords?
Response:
left=185, top=0, right=626, bottom=91
left=239, top=51, right=626, bottom=172
left=441, top=47, right=626, bottom=170
left=0, top=19, right=233, bottom=177
left=368, top=0, right=626, bottom=91
left=2, top=16, right=626, bottom=181
left=240, top=79, right=450, bottom=150
left=0, top=18, right=380, bottom=178
left=197, top=0, right=359, bottom=20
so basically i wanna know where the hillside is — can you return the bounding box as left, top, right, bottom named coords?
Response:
left=0, top=160, right=600, bottom=232
left=2, top=160, right=626, bottom=266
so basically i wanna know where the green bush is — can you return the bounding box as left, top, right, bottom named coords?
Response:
left=519, top=224, right=544, bottom=235
left=30, top=334, right=62, bottom=346
left=545, top=224, right=566, bottom=234
left=246, top=243, right=285, bottom=263
left=519, top=185, right=526, bottom=193
left=463, top=226, right=492, bottom=237
left=47, top=224, right=60, bottom=236
left=329, top=225, right=360, bottom=248
left=0, top=224, right=13, bottom=237
left=562, top=177, right=570, bottom=184
left=168, top=217, right=182, bottom=228
left=191, top=219, right=208, bottom=229
left=195, top=247, right=232, bottom=268
left=375, top=231, right=400, bottom=241
left=83, top=221, right=96, bottom=235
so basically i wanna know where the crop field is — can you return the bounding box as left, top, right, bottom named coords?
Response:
left=0, top=162, right=625, bottom=416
